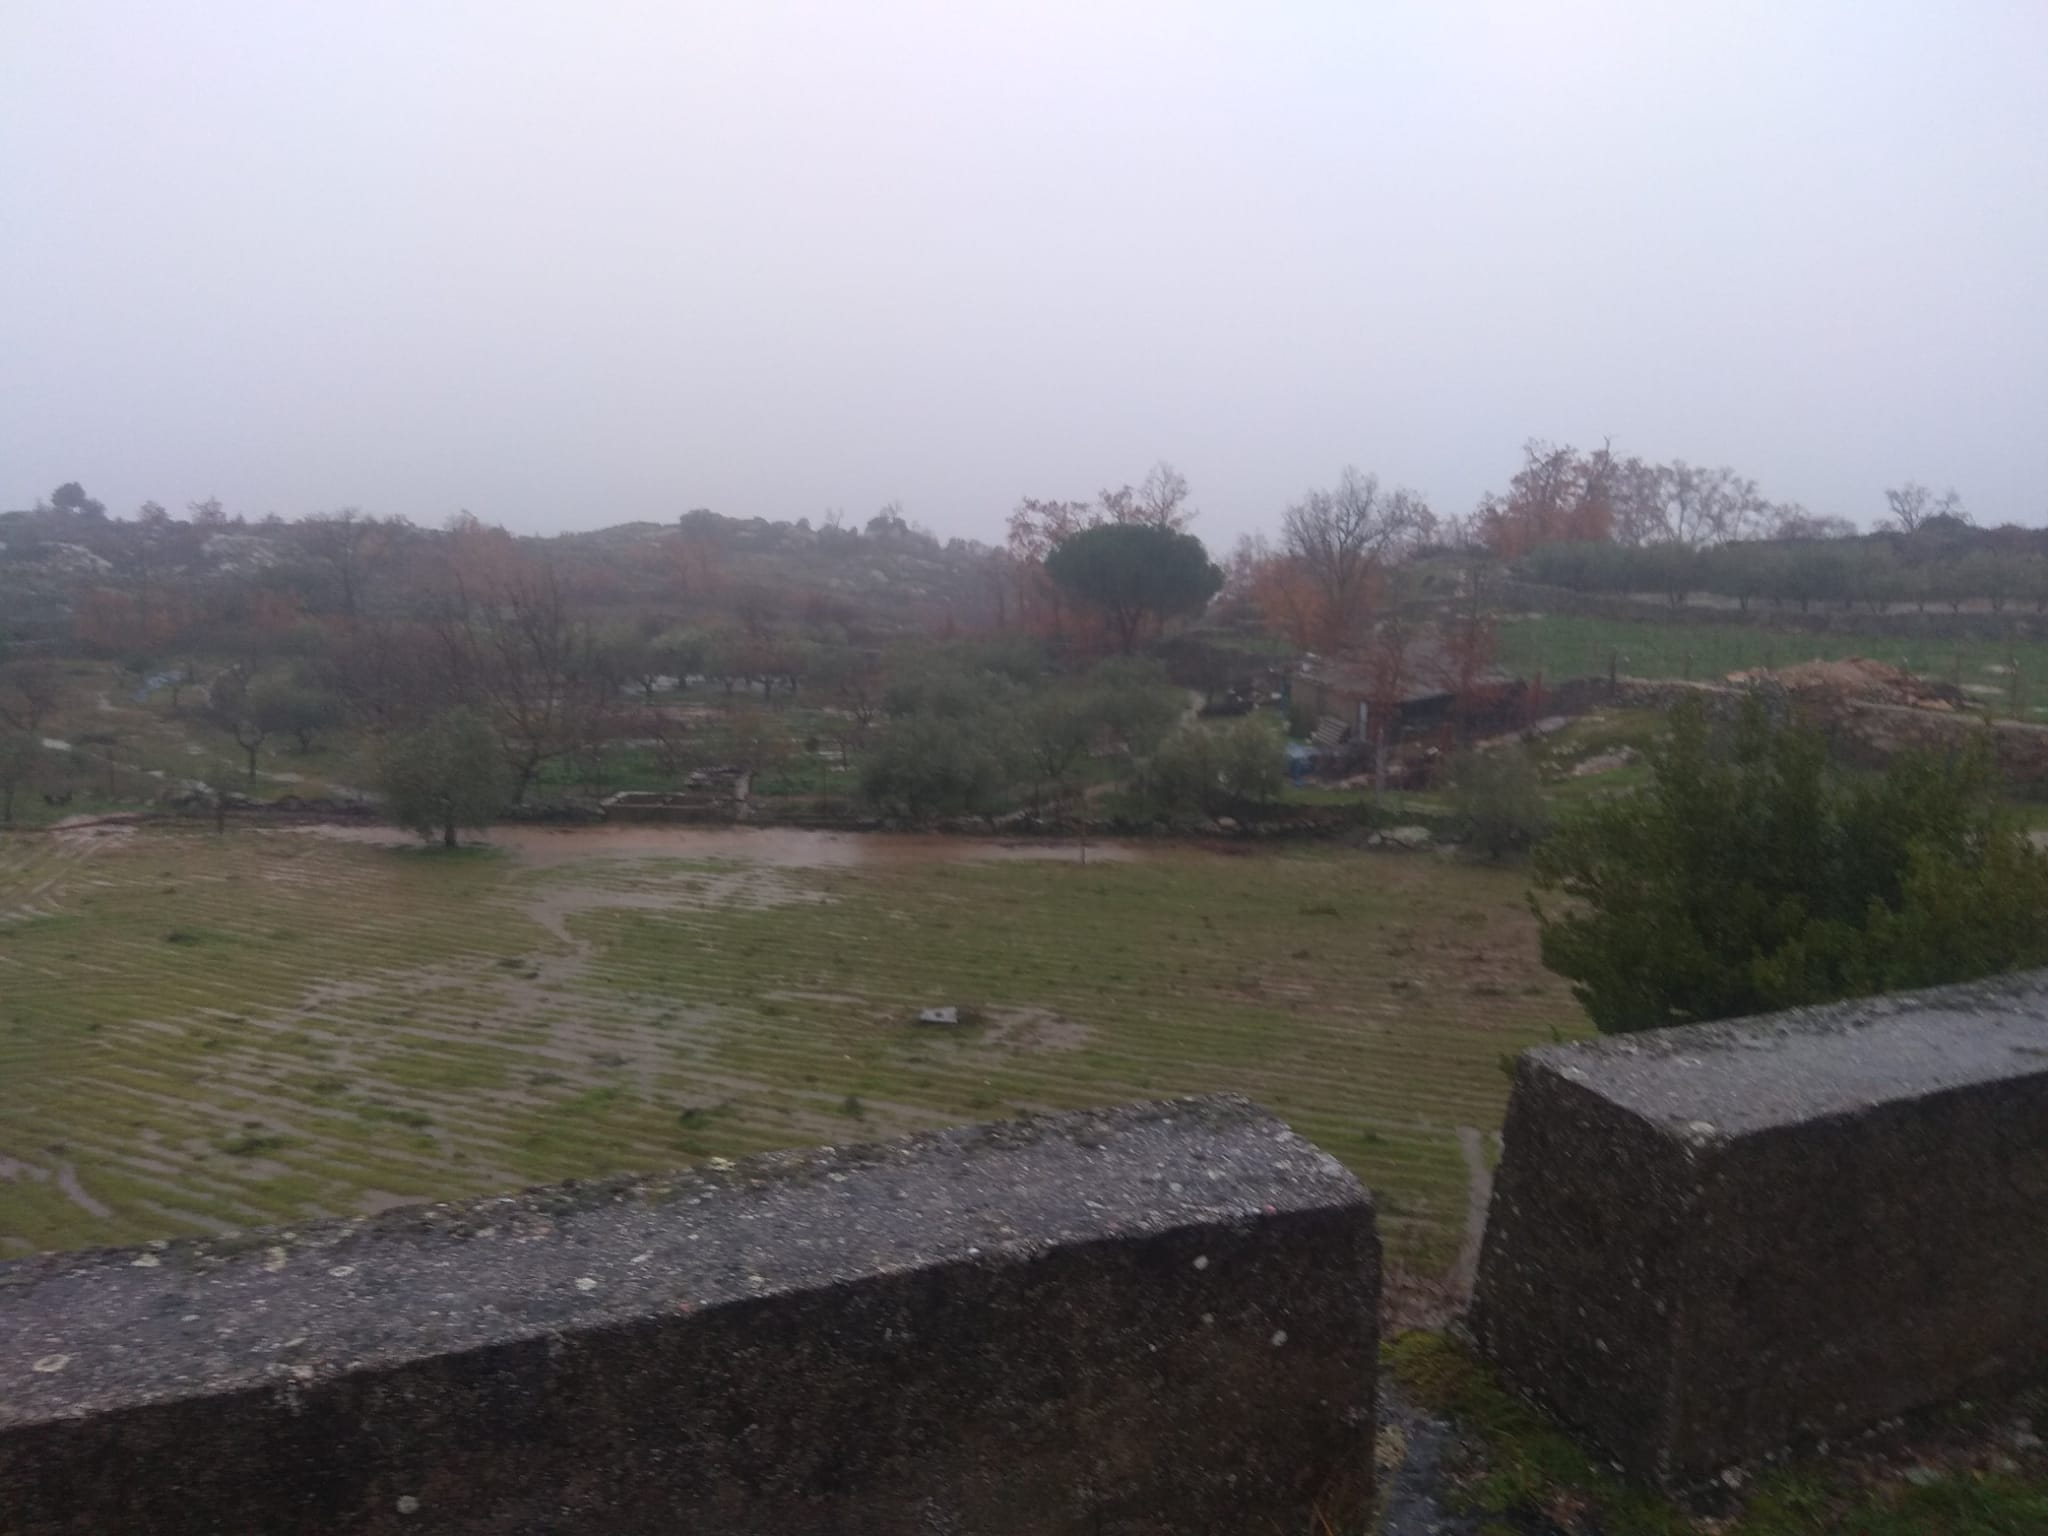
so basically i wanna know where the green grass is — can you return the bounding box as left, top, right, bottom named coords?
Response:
left=1498, top=615, right=2048, bottom=717
left=1278, top=784, right=1374, bottom=808
left=1388, top=1333, right=2048, bottom=1534
left=7, top=659, right=374, bottom=823
left=0, top=825, right=1581, bottom=1270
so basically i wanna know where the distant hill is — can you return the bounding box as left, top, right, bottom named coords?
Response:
left=0, top=503, right=1009, bottom=645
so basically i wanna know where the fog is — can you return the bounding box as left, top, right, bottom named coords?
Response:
left=4, top=1, right=2044, bottom=546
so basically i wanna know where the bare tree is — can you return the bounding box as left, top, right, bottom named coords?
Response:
left=205, top=666, right=270, bottom=784
left=1598, top=454, right=1660, bottom=548
left=1280, top=467, right=1434, bottom=648
left=1473, top=440, right=1625, bottom=554
left=1770, top=506, right=1858, bottom=540
left=1642, top=463, right=1772, bottom=547
left=320, top=619, right=448, bottom=728
left=1134, top=462, right=1195, bottom=528
left=733, top=583, right=782, bottom=640
left=1091, top=461, right=1195, bottom=530
left=725, top=701, right=794, bottom=781
left=1363, top=616, right=1417, bottom=801
left=0, top=661, right=61, bottom=737
left=429, top=560, right=616, bottom=804
left=299, top=508, right=382, bottom=618
left=1885, top=481, right=1969, bottom=534
left=1436, top=563, right=1502, bottom=736
left=647, top=711, right=695, bottom=782
left=816, top=646, right=885, bottom=762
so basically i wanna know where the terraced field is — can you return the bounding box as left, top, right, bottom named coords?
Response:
left=0, top=824, right=1584, bottom=1276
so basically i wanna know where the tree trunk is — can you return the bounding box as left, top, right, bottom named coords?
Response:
left=1114, top=605, right=1143, bottom=654
left=245, top=745, right=259, bottom=783
left=443, top=812, right=458, bottom=849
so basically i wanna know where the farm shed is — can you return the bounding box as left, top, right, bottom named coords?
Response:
left=1294, top=633, right=1521, bottom=743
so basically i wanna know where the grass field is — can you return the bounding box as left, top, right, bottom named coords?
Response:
left=1498, top=614, right=2048, bottom=716
left=0, top=824, right=1582, bottom=1275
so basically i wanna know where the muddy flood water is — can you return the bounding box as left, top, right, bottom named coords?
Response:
left=277, top=822, right=1147, bottom=869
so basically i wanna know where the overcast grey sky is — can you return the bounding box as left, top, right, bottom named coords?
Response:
left=4, top=2, right=2044, bottom=548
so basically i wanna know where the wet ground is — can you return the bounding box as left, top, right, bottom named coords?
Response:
left=281, top=821, right=1146, bottom=868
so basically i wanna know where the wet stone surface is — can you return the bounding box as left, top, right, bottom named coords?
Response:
left=1, top=1094, right=1379, bottom=1535
left=1472, top=971, right=2048, bottom=1487
left=1527, top=969, right=2048, bottom=1136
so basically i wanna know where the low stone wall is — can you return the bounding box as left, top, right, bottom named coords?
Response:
left=599, top=796, right=736, bottom=823
left=1, top=1097, right=1379, bottom=1535
left=1471, top=974, right=2048, bottom=1486
left=1607, top=676, right=2048, bottom=791
left=1831, top=699, right=2048, bottom=793
left=1502, top=578, right=2048, bottom=642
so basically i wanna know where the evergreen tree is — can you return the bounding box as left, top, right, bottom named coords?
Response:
left=1532, top=695, right=2048, bottom=1031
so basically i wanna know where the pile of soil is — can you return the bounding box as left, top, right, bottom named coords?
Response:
left=1726, top=656, right=1960, bottom=711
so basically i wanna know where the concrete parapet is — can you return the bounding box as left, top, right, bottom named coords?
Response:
left=1472, top=974, right=2048, bottom=1484
left=1, top=1095, right=1377, bottom=1535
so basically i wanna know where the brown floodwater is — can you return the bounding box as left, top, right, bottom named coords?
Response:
left=274, top=822, right=1146, bottom=869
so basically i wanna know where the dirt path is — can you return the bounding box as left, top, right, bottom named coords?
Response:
left=1446, top=1125, right=1495, bottom=1303
left=1377, top=1382, right=1480, bottom=1536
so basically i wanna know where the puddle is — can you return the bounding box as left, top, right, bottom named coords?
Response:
left=278, top=823, right=1144, bottom=869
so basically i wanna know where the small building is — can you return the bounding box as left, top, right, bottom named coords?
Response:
left=1293, top=630, right=1521, bottom=744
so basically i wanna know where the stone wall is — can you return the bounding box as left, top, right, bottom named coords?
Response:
left=1607, top=675, right=2048, bottom=792
left=1829, top=699, right=2048, bottom=792
left=1501, top=578, right=2048, bottom=643
left=0, top=1096, right=1379, bottom=1536
left=1471, top=974, right=2048, bottom=1486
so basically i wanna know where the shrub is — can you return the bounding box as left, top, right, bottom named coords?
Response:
left=1136, top=727, right=1218, bottom=818
left=859, top=713, right=1009, bottom=821
left=1138, top=717, right=1283, bottom=816
left=1215, top=715, right=1285, bottom=803
left=1532, top=694, right=2048, bottom=1032
left=1449, top=745, right=1548, bottom=860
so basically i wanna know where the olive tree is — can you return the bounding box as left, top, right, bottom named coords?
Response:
left=1448, top=744, right=1547, bottom=860
left=377, top=709, right=507, bottom=849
